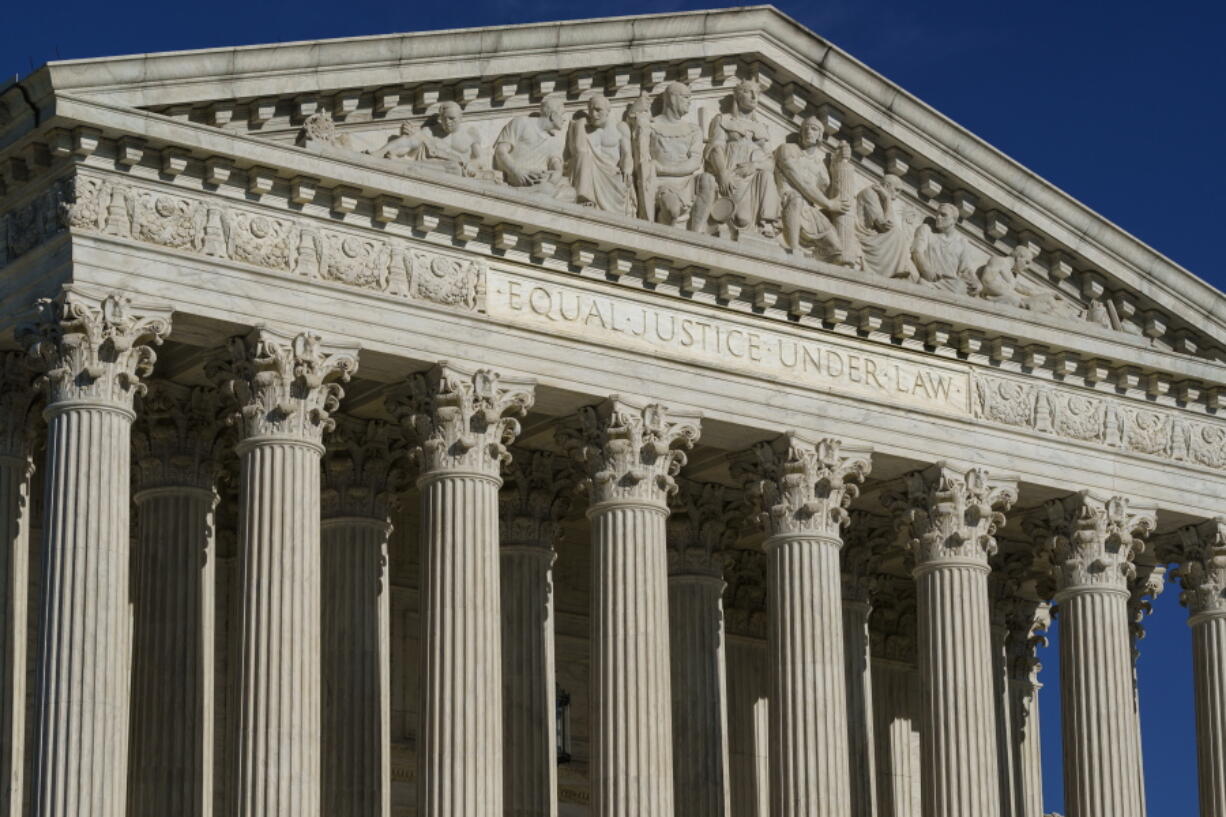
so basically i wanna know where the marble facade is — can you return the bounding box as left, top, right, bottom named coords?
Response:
left=1, top=7, right=1225, bottom=817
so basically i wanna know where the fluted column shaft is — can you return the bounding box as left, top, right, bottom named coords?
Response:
left=992, top=624, right=1020, bottom=817
left=727, top=639, right=769, bottom=817
left=590, top=502, right=675, bottom=814
left=769, top=534, right=851, bottom=816
left=1192, top=612, right=1226, bottom=817
left=36, top=404, right=135, bottom=817
left=0, top=431, right=33, bottom=817
left=871, top=661, right=922, bottom=817
left=501, top=545, right=557, bottom=817
left=915, top=561, right=1001, bottom=815
left=322, top=518, right=391, bottom=817
left=235, top=439, right=324, bottom=816
left=128, top=487, right=217, bottom=817
left=1058, top=588, right=1143, bottom=817
left=843, top=597, right=877, bottom=817
left=669, top=572, right=731, bottom=817
left=1008, top=678, right=1043, bottom=817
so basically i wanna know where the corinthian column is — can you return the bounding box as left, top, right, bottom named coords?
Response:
left=18, top=291, right=171, bottom=817
left=0, top=353, right=37, bottom=817
left=321, top=418, right=401, bottom=817
left=667, top=479, right=736, bottom=817
left=843, top=512, right=887, bottom=817
left=128, top=383, right=225, bottom=817
left=499, top=448, right=573, bottom=817
left=387, top=364, right=535, bottom=817
left=557, top=397, right=700, bottom=817
left=1172, top=518, right=1226, bottom=817
left=1025, top=492, right=1156, bottom=817
left=209, top=328, right=358, bottom=817
left=883, top=464, right=1016, bottom=817
left=729, top=433, right=871, bottom=817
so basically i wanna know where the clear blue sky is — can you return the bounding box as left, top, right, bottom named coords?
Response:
left=5, top=0, right=1222, bottom=812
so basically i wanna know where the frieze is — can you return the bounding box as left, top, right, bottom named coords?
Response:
left=972, top=371, right=1226, bottom=470
left=44, top=172, right=486, bottom=313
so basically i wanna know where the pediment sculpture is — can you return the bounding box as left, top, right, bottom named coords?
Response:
left=300, top=78, right=1094, bottom=325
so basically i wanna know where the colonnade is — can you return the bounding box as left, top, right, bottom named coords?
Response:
left=1, top=291, right=1225, bottom=817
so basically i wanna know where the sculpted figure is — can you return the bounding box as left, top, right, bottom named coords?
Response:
left=773, top=116, right=852, bottom=260
left=632, top=82, right=713, bottom=230
left=698, top=79, right=781, bottom=237
left=911, top=203, right=977, bottom=294
left=371, top=102, right=486, bottom=178
left=566, top=93, right=634, bottom=215
left=856, top=173, right=913, bottom=278
left=978, top=245, right=1081, bottom=317
left=493, top=94, right=576, bottom=201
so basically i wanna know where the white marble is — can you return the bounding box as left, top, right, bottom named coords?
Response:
left=210, top=327, right=358, bottom=817
left=20, top=292, right=170, bottom=817
left=726, top=638, right=769, bottom=817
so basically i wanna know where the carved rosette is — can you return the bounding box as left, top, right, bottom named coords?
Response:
left=729, top=433, right=871, bottom=541
left=321, top=416, right=406, bottom=520
left=386, top=363, right=535, bottom=481
left=1024, top=491, right=1156, bottom=594
left=499, top=447, right=574, bottom=551
left=666, top=479, right=739, bottom=577
left=0, top=351, right=40, bottom=458
left=18, top=290, right=171, bottom=411
left=1172, top=518, right=1226, bottom=620
left=207, top=328, right=358, bottom=449
left=842, top=510, right=894, bottom=604
left=555, top=397, right=700, bottom=510
left=131, top=382, right=227, bottom=492
left=882, top=464, right=1016, bottom=569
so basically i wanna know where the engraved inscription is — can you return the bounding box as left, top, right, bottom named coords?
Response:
left=487, top=271, right=970, bottom=416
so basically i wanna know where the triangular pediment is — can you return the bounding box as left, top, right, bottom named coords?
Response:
left=1, top=7, right=1222, bottom=380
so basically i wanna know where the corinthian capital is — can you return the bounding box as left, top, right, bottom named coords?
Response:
left=555, top=396, right=700, bottom=508
left=842, top=511, right=893, bottom=604
left=667, top=479, right=740, bottom=577
left=386, top=363, right=535, bottom=479
left=882, top=464, right=1015, bottom=568
left=1024, top=491, right=1156, bottom=594
left=132, top=382, right=227, bottom=491
left=0, top=351, right=40, bottom=457
left=499, top=447, right=574, bottom=552
left=322, top=417, right=406, bottom=520
left=18, top=290, right=171, bottom=410
left=729, top=433, right=871, bottom=541
left=207, top=328, right=358, bottom=447
left=1172, top=518, right=1226, bottom=619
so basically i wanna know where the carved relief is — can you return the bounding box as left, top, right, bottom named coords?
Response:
left=666, top=478, right=740, bottom=576
left=321, top=233, right=390, bottom=289
left=565, top=93, right=634, bottom=215
left=1024, top=492, right=1155, bottom=592
left=973, top=371, right=1226, bottom=470
left=631, top=82, right=712, bottom=231
left=132, top=382, right=227, bottom=491
left=856, top=174, right=913, bottom=278
left=699, top=79, right=781, bottom=239
left=131, top=192, right=205, bottom=251
left=883, top=464, right=1016, bottom=566
left=500, top=447, right=574, bottom=551
left=1171, top=518, right=1226, bottom=619
left=775, top=116, right=855, bottom=264
left=322, top=416, right=406, bottom=519
left=227, top=211, right=295, bottom=271
left=409, top=250, right=484, bottom=310
left=370, top=102, right=496, bottom=181
left=493, top=95, right=576, bottom=201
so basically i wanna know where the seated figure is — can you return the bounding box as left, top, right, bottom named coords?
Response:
left=371, top=102, right=487, bottom=179
left=911, top=203, right=977, bottom=294
left=493, top=94, right=576, bottom=201
left=566, top=93, right=633, bottom=215
left=697, top=79, right=781, bottom=237
left=856, top=173, right=913, bottom=278
left=978, top=245, right=1081, bottom=317
left=632, top=82, right=713, bottom=231
left=774, top=116, right=849, bottom=259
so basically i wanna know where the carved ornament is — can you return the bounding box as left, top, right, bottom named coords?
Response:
left=499, top=447, right=574, bottom=552
left=1024, top=491, right=1156, bottom=594
left=1171, top=518, right=1226, bottom=619
left=666, top=478, right=740, bottom=577
left=132, top=381, right=228, bottom=491
left=321, top=416, right=406, bottom=520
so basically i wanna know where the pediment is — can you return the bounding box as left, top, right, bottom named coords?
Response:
left=1, top=8, right=1222, bottom=376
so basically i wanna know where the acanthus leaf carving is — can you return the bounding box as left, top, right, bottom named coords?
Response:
left=1024, top=491, right=1156, bottom=593
left=132, top=381, right=228, bottom=491
left=729, top=432, right=871, bottom=540
left=666, top=478, right=741, bottom=577
left=722, top=545, right=767, bottom=639
left=0, top=351, right=41, bottom=459
left=205, top=327, right=358, bottom=446
left=842, top=510, right=895, bottom=603
left=1171, top=517, right=1226, bottom=619
left=499, top=446, right=574, bottom=552
left=555, top=396, right=700, bottom=508
left=882, top=464, right=1016, bottom=567
left=18, top=290, right=172, bottom=410
left=868, top=574, right=918, bottom=663
left=321, top=416, right=406, bottom=520
left=385, top=362, right=535, bottom=479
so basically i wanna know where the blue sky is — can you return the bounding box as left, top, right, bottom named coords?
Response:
left=5, top=0, right=1223, bottom=811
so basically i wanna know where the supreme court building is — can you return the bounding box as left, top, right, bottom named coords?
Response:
left=1, top=7, right=1224, bottom=817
